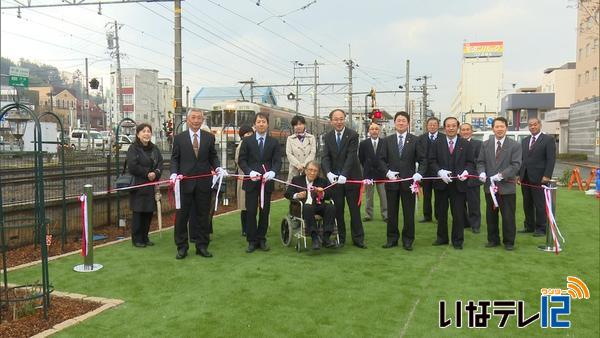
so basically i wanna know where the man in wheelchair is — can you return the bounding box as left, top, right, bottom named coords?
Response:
left=284, top=161, right=337, bottom=250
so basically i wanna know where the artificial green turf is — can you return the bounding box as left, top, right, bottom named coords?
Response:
left=4, top=188, right=599, bottom=337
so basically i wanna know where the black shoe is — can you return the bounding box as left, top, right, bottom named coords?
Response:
left=353, top=242, right=367, bottom=249
left=145, top=241, right=155, bottom=246
left=382, top=241, right=398, bottom=249
left=504, top=244, right=515, bottom=251
left=176, top=248, right=188, bottom=259
left=322, top=237, right=336, bottom=248
left=403, top=244, right=413, bottom=251
left=485, top=242, right=499, bottom=248
left=312, top=239, right=321, bottom=250
left=362, top=217, right=372, bottom=222
left=432, top=240, right=449, bottom=246
left=418, top=218, right=432, bottom=223
left=518, top=229, right=534, bottom=233
left=259, top=240, right=270, bottom=251
left=133, top=242, right=146, bottom=248
left=241, top=231, right=247, bottom=237
left=453, top=244, right=463, bottom=250
left=196, top=247, right=213, bottom=258
left=533, top=231, right=546, bottom=237
left=383, top=218, right=389, bottom=222
left=246, top=243, right=256, bottom=253
left=472, top=228, right=481, bottom=234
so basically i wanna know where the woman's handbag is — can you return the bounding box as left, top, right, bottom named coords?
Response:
left=115, top=160, right=134, bottom=189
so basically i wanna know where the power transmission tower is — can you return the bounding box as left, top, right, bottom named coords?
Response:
left=173, top=0, right=183, bottom=130
left=344, top=57, right=357, bottom=128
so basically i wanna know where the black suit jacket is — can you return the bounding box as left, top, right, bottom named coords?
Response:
left=377, top=132, right=427, bottom=191
left=466, top=138, right=483, bottom=187
left=284, top=175, right=332, bottom=201
left=428, top=136, right=474, bottom=192
left=519, top=133, right=556, bottom=183
left=321, top=128, right=363, bottom=184
left=418, top=132, right=445, bottom=175
left=170, top=129, right=219, bottom=193
left=358, top=138, right=386, bottom=179
left=238, top=133, right=282, bottom=192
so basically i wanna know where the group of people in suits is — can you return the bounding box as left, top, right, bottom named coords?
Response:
left=136, top=106, right=554, bottom=258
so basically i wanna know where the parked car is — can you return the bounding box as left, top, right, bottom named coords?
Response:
left=116, top=134, right=134, bottom=152
left=69, top=129, right=105, bottom=151
left=472, top=130, right=531, bottom=144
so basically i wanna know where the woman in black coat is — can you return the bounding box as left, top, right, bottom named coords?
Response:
left=127, top=123, right=163, bottom=247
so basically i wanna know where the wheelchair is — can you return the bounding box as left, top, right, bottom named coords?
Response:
left=280, top=199, right=340, bottom=252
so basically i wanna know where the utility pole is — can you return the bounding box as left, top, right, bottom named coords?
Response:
left=313, top=59, right=319, bottom=135
left=344, top=57, right=356, bottom=128
left=422, top=75, right=428, bottom=132
left=405, top=59, right=410, bottom=114
left=295, top=80, right=299, bottom=113
left=85, top=57, right=91, bottom=152
left=173, top=0, right=183, bottom=129
left=110, top=20, right=124, bottom=127
left=239, top=78, right=255, bottom=102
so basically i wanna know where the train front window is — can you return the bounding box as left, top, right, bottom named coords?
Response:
left=224, top=110, right=236, bottom=125
left=238, top=110, right=256, bottom=126
left=209, top=111, right=222, bottom=127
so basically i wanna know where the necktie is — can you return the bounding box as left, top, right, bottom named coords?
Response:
left=449, top=139, right=454, bottom=155
left=430, top=134, right=435, bottom=142
left=336, top=132, right=342, bottom=149
left=495, top=140, right=502, bottom=161
left=258, top=137, right=264, bottom=156
left=398, top=135, right=404, bottom=157
left=529, top=136, right=536, bottom=150
left=192, top=133, right=199, bottom=158
left=372, top=140, right=377, bottom=152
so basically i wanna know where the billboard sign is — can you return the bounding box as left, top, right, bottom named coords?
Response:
left=463, top=41, right=504, bottom=58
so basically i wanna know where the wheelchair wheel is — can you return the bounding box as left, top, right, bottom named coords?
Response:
left=280, top=217, right=292, bottom=246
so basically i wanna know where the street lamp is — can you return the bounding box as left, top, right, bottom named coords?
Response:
left=5, top=108, right=29, bottom=140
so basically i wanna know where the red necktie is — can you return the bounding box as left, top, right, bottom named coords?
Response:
left=449, top=140, right=454, bottom=154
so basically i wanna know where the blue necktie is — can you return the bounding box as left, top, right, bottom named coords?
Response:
left=336, top=132, right=341, bottom=150
left=398, top=135, right=404, bottom=157
left=259, top=137, right=264, bottom=156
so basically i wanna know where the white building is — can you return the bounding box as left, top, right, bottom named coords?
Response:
left=157, top=78, right=173, bottom=126
left=110, top=68, right=161, bottom=133
left=541, top=62, right=576, bottom=154
left=451, top=41, right=504, bottom=129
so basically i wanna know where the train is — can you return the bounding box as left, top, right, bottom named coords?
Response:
left=206, top=100, right=331, bottom=172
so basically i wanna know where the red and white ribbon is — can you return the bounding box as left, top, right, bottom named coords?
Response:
left=214, top=172, right=224, bottom=211
left=544, top=187, right=565, bottom=254
left=174, top=174, right=182, bottom=209
left=79, top=194, right=89, bottom=257
left=489, top=181, right=499, bottom=209
left=410, top=181, right=420, bottom=194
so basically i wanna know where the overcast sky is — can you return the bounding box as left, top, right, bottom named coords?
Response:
left=0, top=0, right=577, bottom=116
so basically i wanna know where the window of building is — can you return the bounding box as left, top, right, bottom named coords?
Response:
left=122, top=75, right=132, bottom=87
left=586, top=43, right=590, bottom=56
left=593, top=67, right=598, bottom=81
left=520, top=109, right=528, bottom=124
left=585, top=71, right=590, bottom=83
left=123, top=94, right=133, bottom=105
left=579, top=48, right=582, bottom=60
left=594, top=38, right=599, bottom=51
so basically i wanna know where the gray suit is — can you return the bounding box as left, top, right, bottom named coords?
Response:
left=477, top=136, right=522, bottom=246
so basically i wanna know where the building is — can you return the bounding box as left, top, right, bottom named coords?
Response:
left=542, top=62, right=576, bottom=154
left=500, top=89, right=555, bottom=132
left=192, top=86, right=277, bottom=111
left=569, top=0, right=599, bottom=160
left=451, top=41, right=504, bottom=129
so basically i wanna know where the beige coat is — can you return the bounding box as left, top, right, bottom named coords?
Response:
left=286, top=133, right=317, bottom=181
left=235, top=141, right=246, bottom=210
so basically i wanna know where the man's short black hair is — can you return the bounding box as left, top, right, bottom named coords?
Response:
left=394, top=111, right=410, bottom=123
left=443, top=116, right=460, bottom=128
left=291, top=115, right=306, bottom=127
left=492, top=117, right=508, bottom=128
left=329, top=108, right=346, bottom=119
left=254, top=112, right=269, bottom=124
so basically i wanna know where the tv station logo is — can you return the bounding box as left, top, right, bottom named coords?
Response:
left=439, top=276, right=590, bottom=329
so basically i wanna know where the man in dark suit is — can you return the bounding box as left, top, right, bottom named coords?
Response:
left=519, top=117, right=556, bottom=236
left=428, top=117, right=474, bottom=249
left=284, top=161, right=336, bottom=250
left=170, top=110, right=222, bottom=259
left=477, top=117, right=522, bottom=251
left=358, top=122, right=388, bottom=222
left=377, top=111, right=427, bottom=251
left=417, top=117, right=444, bottom=223
left=460, top=123, right=483, bottom=233
left=322, top=108, right=366, bottom=248
left=238, top=112, right=282, bottom=253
